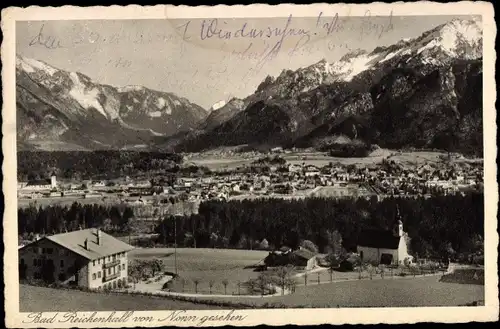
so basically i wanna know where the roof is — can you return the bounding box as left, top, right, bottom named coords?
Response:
left=357, top=229, right=401, bottom=249
left=42, top=228, right=134, bottom=260
left=279, top=246, right=291, bottom=252
left=293, top=248, right=317, bottom=260
left=26, top=179, right=51, bottom=186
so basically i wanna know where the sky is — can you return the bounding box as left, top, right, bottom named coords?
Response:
left=16, top=15, right=473, bottom=109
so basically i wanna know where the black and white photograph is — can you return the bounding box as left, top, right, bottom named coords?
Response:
left=2, top=2, right=498, bottom=327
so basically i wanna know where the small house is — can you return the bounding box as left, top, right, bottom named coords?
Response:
left=291, top=248, right=318, bottom=270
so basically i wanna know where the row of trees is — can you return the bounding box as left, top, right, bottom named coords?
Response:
left=17, top=150, right=183, bottom=181
left=18, top=203, right=135, bottom=237
left=18, top=193, right=484, bottom=262
left=156, top=193, right=484, bottom=260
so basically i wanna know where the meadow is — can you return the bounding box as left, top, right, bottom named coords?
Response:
left=129, top=248, right=269, bottom=295
left=195, top=275, right=485, bottom=308
left=187, top=150, right=474, bottom=171
left=17, top=196, right=117, bottom=208
left=19, top=284, right=226, bottom=312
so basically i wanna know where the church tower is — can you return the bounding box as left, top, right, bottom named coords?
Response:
left=50, top=173, right=57, bottom=189
left=392, top=205, right=404, bottom=237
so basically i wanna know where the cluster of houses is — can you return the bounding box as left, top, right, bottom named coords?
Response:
left=17, top=157, right=483, bottom=204
left=262, top=216, right=413, bottom=271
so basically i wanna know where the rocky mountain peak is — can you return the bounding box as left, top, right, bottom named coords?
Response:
left=16, top=55, right=208, bottom=150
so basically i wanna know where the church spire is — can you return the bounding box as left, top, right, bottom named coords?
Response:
left=393, top=205, right=403, bottom=237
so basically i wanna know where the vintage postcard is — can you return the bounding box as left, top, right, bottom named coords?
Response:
left=2, top=2, right=498, bottom=327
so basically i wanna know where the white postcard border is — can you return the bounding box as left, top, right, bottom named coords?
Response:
left=2, top=2, right=498, bottom=327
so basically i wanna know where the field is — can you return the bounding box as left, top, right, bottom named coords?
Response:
left=19, top=284, right=226, bottom=312
left=188, top=151, right=389, bottom=170
left=196, top=275, right=485, bottom=308
left=17, top=196, right=119, bottom=208
left=187, top=150, right=479, bottom=171
left=129, top=248, right=268, bottom=295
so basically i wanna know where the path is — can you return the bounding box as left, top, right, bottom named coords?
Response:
left=124, top=265, right=447, bottom=300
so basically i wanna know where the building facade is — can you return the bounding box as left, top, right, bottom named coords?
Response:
left=19, top=228, right=134, bottom=290
left=357, top=219, right=413, bottom=266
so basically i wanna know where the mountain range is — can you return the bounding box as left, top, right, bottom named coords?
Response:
left=16, top=55, right=208, bottom=150
left=17, top=18, right=483, bottom=155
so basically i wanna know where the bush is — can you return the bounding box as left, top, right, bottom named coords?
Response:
left=338, top=260, right=355, bottom=272
left=300, top=240, right=319, bottom=253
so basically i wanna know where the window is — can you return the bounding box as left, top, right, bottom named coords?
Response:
left=47, top=248, right=53, bottom=254
left=98, top=271, right=101, bottom=278
left=112, top=255, right=116, bottom=261
left=122, top=264, right=125, bottom=270
left=42, top=248, right=46, bottom=254
left=92, top=273, right=96, bottom=280
left=33, top=259, right=37, bottom=266
left=93, top=260, right=96, bottom=266
left=60, top=260, right=64, bottom=268
left=58, top=249, right=65, bottom=256
left=98, top=259, right=100, bottom=265
left=108, top=268, right=111, bottom=275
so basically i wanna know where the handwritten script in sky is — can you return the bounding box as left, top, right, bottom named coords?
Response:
left=18, top=13, right=463, bottom=108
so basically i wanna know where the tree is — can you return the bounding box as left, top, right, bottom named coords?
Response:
left=328, top=267, right=335, bottom=282
left=208, top=280, right=216, bottom=294
left=354, top=258, right=365, bottom=280
left=129, top=264, right=143, bottom=289
left=221, top=279, right=229, bottom=295
left=193, top=278, right=200, bottom=294
left=326, top=253, right=341, bottom=270
left=236, top=280, right=242, bottom=295
left=287, top=277, right=297, bottom=294
left=121, top=207, right=134, bottom=229
left=256, top=272, right=272, bottom=296
left=300, top=240, right=318, bottom=253
left=274, top=265, right=294, bottom=296
left=178, top=277, right=187, bottom=292
left=327, top=229, right=343, bottom=256
left=379, top=264, right=386, bottom=279
left=150, top=259, right=163, bottom=277
left=245, top=279, right=257, bottom=295
left=366, top=263, right=377, bottom=280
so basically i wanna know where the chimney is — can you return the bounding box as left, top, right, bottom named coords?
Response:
left=84, top=238, right=89, bottom=250
left=97, top=229, right=101, bottom=245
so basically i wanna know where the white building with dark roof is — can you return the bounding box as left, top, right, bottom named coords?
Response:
left=20, top=174, right=57, bottom=191
left=19, top=228, right=134, bottom=290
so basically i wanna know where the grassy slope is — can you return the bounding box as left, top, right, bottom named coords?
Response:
left=196, top=276, right=484, bottom=308
left=129, top=248, right=268, bottom=295
left=20, top=284, right=227, bottom=312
